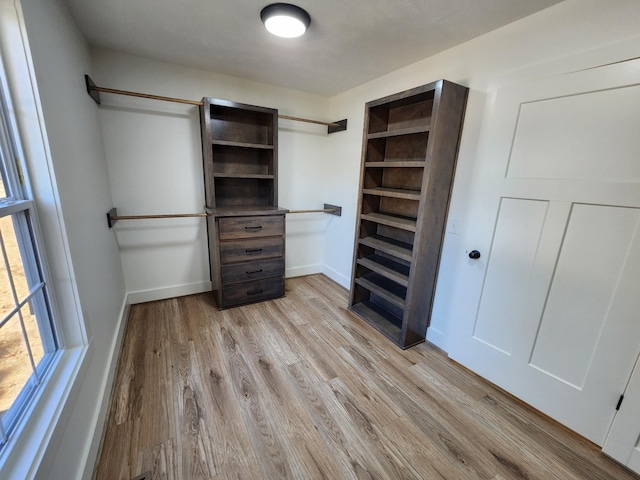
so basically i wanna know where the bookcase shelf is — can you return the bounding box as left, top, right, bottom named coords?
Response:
left=349, top=80, right=468, bottom=349
left=357, top=254, right=410, bottom=287
left=367, top=125, right=430, bottom=139
left=362, top=187, right=421, bottom=200
left=359, top=235, right=413, bottom=262
left=360, top=212, right=417, bottom=232
left=364, top=161, right=426, bottom=168
left=213, top=173, right=275, bottom=179
left=211, top=139, right=275, bottom=149
left=354, top=273, right=407, bottom=310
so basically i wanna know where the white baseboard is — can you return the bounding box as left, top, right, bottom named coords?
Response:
left=426, top=327, right=447, bottom=352
left=322, top=264, right=350, bottom=289
left=80, top=297, right=130, bottom=480
left=127, top=281, right=213, bottom=305
left=285, top=264, right=323, bottom=278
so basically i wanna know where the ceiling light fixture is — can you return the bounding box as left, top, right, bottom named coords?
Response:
left=260, top=3, right=311, bottom=38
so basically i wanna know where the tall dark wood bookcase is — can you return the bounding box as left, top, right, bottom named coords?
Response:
left=349, top=80, right=468, bottom=348
left=200, top=98, right=287, bottom=309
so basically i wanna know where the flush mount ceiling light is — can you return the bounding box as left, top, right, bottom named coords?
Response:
left=260, top=3, right=311, bottom=38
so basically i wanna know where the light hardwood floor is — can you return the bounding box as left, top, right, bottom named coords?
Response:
left=95, top=275, right=639, bottom=480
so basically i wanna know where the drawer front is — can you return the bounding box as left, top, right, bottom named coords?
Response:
left=219, top=237, right=284, bottom=264
left=218, top=215, right=284, bottom=240
left=221, top=258, right=284, bottom=286
left=220, top=277, right=285, bottom=308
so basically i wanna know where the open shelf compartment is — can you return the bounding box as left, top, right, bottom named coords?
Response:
left=367, top=90, right=435, bottom=135
left=209, top=104, right=275, bottom=146
left=212, top=144, right=274, bottom=177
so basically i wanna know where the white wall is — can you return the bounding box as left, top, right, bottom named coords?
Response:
left=325, top=0, right=640, bottom=349
left=91, top=50, right=338, bottom=301
left=16, top=0, right=128, bottom=478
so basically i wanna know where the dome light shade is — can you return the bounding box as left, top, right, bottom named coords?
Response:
left=261, top=3, right=311, bottom=38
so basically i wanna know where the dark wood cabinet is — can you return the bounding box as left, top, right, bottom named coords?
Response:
left=200, top=98, right=287, bottom=308
left=349, top=80, right=468, bottom=348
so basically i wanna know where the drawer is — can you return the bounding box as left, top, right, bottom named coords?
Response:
left=221, top=258, right=284, bottom=286
left=220, top=277, right=284, bottom=308
left=218, top=215, right=284, bottom=240
left=219, top=237, right=284, bottom=264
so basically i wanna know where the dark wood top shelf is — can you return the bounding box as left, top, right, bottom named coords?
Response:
left=354, top=273, right=406, bottom=310
left=363, top=187, right=421, bottom=201
left=350, top=301, right=402, bottom=341
left=206, top=206, right=288, bottom=217
left=357, top=254, right=409, bottom=287
left=365, top=161, right=426, bottom=168
left=359, top=235, right=413, bottom=262
left=360, top=212, right=417, bottom=232
left=367, top=125, right=430, bottom=139
left=213, top=173, right=274, bottom=179
left=212, top=139, right=274, bottom=149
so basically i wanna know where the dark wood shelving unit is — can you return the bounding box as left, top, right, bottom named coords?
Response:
left=201, top=98, right=287, bottom=309
left=349, top=80, right=468, bottom=349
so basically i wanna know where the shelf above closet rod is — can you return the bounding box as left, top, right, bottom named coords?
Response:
left=85, top=75, right=347, bottom=134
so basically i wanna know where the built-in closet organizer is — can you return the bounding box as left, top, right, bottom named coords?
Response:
left=349, top=80, right=468, bottom=348
left=200, top=98, right=287, bottom=309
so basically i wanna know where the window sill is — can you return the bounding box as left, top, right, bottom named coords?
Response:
left=0, top=344, right=90, bottom=479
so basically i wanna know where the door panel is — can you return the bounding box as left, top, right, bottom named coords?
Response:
left=447, top=58, right=640, bottom=448
left=507, top=85, right=640, bottom=181
left=473, top=198, right=548, bottom=354
left=530, top=204, right=639, bottom=388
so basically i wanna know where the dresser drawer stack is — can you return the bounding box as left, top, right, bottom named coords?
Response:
left=215, top=213, right=286, bottom=308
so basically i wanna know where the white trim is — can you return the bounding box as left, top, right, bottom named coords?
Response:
left=127, top=280, right=212, bottom=304
left=80, top=298, right=130, bottom=479
left=286, top=263, right=323, bottom=279
left=0, top=345, right=89, bottom=479
left=322, top=264, right=350, bottom=289
left=426, top=326, right=446, bottom=351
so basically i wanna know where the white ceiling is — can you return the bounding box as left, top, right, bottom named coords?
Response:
left=62, top=0, right=564, bottom=96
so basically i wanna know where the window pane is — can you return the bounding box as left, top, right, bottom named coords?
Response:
left=0, top=210, right=56, bottom=431
left=0, top=227, right=14, bottom=321
left=0, top=215, right=29, bottom=310
left=0, top=313, right=35, bottom=419
left=21, top=301, right=43, bottom=367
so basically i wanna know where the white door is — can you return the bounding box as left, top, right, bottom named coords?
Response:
left=447, top=58, right=640, bottom=446
left=604, top=355, right=640, bottom=470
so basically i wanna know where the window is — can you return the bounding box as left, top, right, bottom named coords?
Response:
left=0, top=60, right=59, bottom=448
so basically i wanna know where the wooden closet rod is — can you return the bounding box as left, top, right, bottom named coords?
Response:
left=106, top=204, right=341, bottom=228
left=89, top=84, right=203, bottom=106
left=85, top=75, right=348, bottom=133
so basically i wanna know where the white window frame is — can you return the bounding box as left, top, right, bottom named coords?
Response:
left=0, top=61, right=60, bottom=446
left=0, top=1, right=90, bottom=477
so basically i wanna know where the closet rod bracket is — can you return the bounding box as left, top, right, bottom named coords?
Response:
left=324, top=204, right=342, bottom=216
left=327, top=119, right=347, bottom=134
left=106, top=207, right=118, bottom=228
left=85, top=75, right=101, bottom=105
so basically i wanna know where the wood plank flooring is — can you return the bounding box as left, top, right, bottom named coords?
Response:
left=95, top=274, right=639, bottom=480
